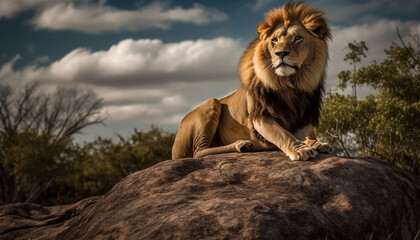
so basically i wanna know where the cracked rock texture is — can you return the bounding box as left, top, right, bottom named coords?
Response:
left=1, top=152, right=420, bottom=240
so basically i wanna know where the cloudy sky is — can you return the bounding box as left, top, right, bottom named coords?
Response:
left=1, top=0, right=419, bottom=142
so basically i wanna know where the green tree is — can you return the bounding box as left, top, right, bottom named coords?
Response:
left=0, top=84, right=104, bottom=204
left=317, top=33, right=420, bottom=175
left=0, top=130, right=79, bottom=203
left=316, top=93, right=358, bottom=156
left=41, top=126, right=175, bottom=205
left=319, top=40, right=369, bottom=156
left=339, top=40, right=369, bottom=98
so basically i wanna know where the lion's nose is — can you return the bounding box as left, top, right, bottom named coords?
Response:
left=275, top=51, right=291, bottom=58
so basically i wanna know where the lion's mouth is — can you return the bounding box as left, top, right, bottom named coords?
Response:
left=276, top=62, right=298, bottom=70
left=273, top=61, right=299, bottom=77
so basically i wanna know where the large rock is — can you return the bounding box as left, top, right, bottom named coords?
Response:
left=1, top=152, right=419, bottom=240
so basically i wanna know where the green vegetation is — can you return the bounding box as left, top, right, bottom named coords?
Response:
left=0, top=83, right=174, bottom=205
left=339, top=40, right=369, bottom=98
left=317, top=33, right=420, bottom=175
left=0, top=84, right=103, bottom=204
left=0, top=124, right=174, bottom=205
left=39, top=126, right=175, bottom=205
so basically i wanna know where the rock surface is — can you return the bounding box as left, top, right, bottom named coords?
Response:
left=1, top=152, right=420, bottom=240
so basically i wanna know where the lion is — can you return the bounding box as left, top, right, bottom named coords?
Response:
left=172, top=2, right=333, bottom=161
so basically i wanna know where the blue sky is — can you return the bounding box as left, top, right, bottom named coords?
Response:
left=1, top=0, right=420, bottom=141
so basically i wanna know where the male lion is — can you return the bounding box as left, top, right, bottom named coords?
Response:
left=172, top=2, right=333, bottom=161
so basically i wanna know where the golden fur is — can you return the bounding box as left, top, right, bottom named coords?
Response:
left=172, top=2, right=333, bottom=161
left=241, top=2, right=331, bottom=92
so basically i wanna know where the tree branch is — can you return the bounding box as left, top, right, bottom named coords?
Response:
left=396, top=26, right=420, bottom=70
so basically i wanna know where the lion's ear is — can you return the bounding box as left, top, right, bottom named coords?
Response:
left=304, top=19, right=331, bottom=40
left=256, top=22, right=270, bottom=40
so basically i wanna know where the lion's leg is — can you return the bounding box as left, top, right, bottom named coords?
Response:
left=191, top=99, right=253, bottom=158
left=173, top=98, right=254, bottom=159
left=253, top=117, right=318, bottom=161
left=190, top=98, right=223, bottom=158
left=294, top=125, right=333, bottom=154
left=194, top=140, right=253, bottom=158
left=172, top=98, right=221, bottom=159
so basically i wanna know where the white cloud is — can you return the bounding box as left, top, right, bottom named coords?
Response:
left=31, top=1, right=227, bottom=33
left=95, top=87, right=168, bottom=104
left=0, top=54, right=22, bottom=82
left=161, top=95, right=186, bottom=108
left=31, top=56, right=50, bottom=65
left=327, top=19, right=420, bottom=96
left=0, top=0, right=227, bottom=33
left=0, top=37, right=243, bottom=128
left=102, top=94, right=188, bottom=124
left=0, top=37, right=243, bottom=88
left=93, top=80, right=239, bottom=128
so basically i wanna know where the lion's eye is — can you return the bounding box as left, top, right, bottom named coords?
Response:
left=294, top=36, right=303, bottom=41
left=271, top=37, right=278, bottom=43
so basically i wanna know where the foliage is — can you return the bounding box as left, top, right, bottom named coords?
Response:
left=339, top=40, right=369, bottom=98
left=0, top=82, right=175, bottom=205
left=39, top=126, right=175, bottom=205
left=317, top=35, right=420, bottom=175
left=344, top=40, right=369, bottom=65
left=0, top=84, right=104, bottom=204
left=316, top=92, right=358, bottom=156
left=0, top=130, right=77, bottom=203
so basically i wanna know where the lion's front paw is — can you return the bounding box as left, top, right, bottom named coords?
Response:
left=312, top=142, right=334, bottom=154
left=286, top=143, right=318, bottom=161
left=234, top=140, right=254, bottom=152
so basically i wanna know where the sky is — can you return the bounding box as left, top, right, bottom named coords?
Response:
left=0, top=0, right=419, bottom=142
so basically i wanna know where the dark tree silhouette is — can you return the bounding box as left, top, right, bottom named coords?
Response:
left=0, top=83, right=104, bottom=203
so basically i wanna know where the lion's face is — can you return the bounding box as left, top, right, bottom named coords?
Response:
left=240, top=3, right=331, bottom=92
left=267, top=22, right=314, bottom=77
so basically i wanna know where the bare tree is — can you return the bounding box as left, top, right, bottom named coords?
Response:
left=0, top=83, right=104, bottom=138
left=0, top=83, right=104, bottom=204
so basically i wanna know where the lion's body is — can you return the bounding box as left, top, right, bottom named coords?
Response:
left=172, top=2, right=333, bottom=161
left=172, top=89, right=259, bottom=159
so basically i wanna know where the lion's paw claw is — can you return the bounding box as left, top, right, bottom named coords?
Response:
left=288, top=146, right=318, bottom=161
left=314, top=142, right=334, bottom=154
